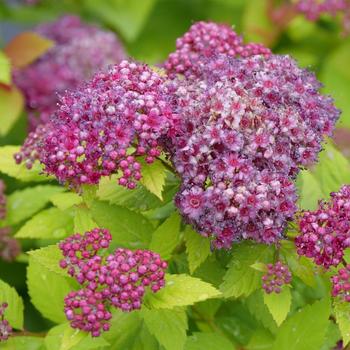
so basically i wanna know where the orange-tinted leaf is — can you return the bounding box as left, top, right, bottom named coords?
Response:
left=0, top=85, right=24, bottom=135
left=4, top=32, right=54, bottom=68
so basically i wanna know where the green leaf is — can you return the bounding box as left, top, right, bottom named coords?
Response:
left=45, top=323, right=109, bottom=350
left=334, top=300, right=350, bottom=346
left=0, top=50, right=11, bottom=85
left=15, top=207, right=74, bottom=239
left=142, top=307, right=188, bottom=350
left=0, top=279, right=24, bottom=329
left=184, top=226, right=211, bottom=274
left=149, top=212, right=181, bottom=259
left=247, top=329, right=274, bottom=350
left=272, top=298, right=331, bottom=350
left=27, top=245, right=66, bottom=277
left=145, top=274, right=221, bottom=309
left=220, top=242, right=274, bottom=298
left=91, top=201, right=153, bottom=249
left=84, top=0, right=156, bottom=42
left=140, top=160, right=167, bottom=200
left=129, top=323, right=159, bottom=350
left=0, top=86, right=24, bottom=136
left=321, top=322, right=341, bottom=350
left=50, top=192, right=82, bottom=211
left=0, top=336, right=44, bottom=350
left=27, top=257, right=72, bottom=323
left=5, top=185, right=64, bottom=225
left=184, top=332, right=234, bottom=350
left=74, top=205, right=98, bottom=233
left=0, top=146, right=48, bottom=182
left=263, top=286, right=292, bottom=326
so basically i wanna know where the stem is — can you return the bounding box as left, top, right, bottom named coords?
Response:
left=12, top=330, right=46, bottom=337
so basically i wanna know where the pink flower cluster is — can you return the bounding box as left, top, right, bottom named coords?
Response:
left=59, top=228, right=167, bottom=336
left=331, top=264, right=350, bottom=301
left=14, top=15, right=126, bottom=129
left=0, top=303, right=11, bottom=342
left=296, top=185, right=350, bottom=268
left=165, top=53, right=338, bottom=248
left=262, top=261, right=292, bottom=294
left=164, top=21, right=271, bottom=79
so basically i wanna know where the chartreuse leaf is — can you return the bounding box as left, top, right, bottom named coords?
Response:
left=141, top=307, right=188, bottom=350
left=74, top=205, right=98, bottom=234
left=247, top=329, right=274, bottom=350
left=145, top=274, right=221, bottom=309
left=184, top=226, right=211, bottom=274
left=50, top=192, right=82, bottom=211
left=0, top=86, right=24, bottom=136
left=0, top=336, right=44, bottom=350
left=334, top=300, right=350, bottom=346
left=0, top=279, right=24, bottom=329
left=0, top=146, right=48, bottom=182
left=27, top=245, right=66, bottom=277
left=91, top=201, right=153, bottom=249
left=272, top=298, right=331, bottom=350
left=140, top=159, right=167, bottom=200
left=263, top=286, right=292, bottom=326
left=129, top=323, right=159, bottom=349
left=149, top=212, right=181, bottom=259
left=27, top=257, right=71, bottom=323
left=5, top=185, right=64, bottom=225
left=184, top=332, right=234, bottom=350
left=0, top=50, right=11, bottom=85
left=321, top=322, right=341, bottom=350
left=220, top=242, right=274, bottom=298
left=296, top=170, right=324, bottom=210
left=45, top=323, right=109, bottom=350
left=4, top=31, right=54, bottom=68
left=15, top=207, right=74, bottom=239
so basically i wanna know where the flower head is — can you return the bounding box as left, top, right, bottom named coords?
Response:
left=0, top=303, right=12, bottom=342
left=262, top=261, right=292, bottom=294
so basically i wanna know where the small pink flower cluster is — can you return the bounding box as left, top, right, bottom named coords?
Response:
left=296, top=185, right=350, bottom=268
left=0, top=303, right=12, bottom=342
left=14, top=15, right=126, bottom=130
left=59, top=228, right=167, bottom=336
left=262, top=261, right=292, bottom=294
left=331, top=265, right=350, bottom=301
left=164, top=21, right=271, bottom=79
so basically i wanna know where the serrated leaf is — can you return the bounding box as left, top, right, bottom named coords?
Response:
left=272, top=298, right=331, bottom=350
left=263, top=286, right=292, bottom=326
left=0, top=146, right=48, bottom=182
left=334, top=300, right=350, bottom=346
left=220, top=242, right=274, bottom=298
left=27, top=257, right=71, bottom=323
left=145, top=274, right=221, bottom=309
left=15, top=207, right=74, bottom=239
left=247, top=329, right=274, bottom=350
left=149, top=212, right=181, bottom=259
left=50, top=192, right=82, bottom=211
left=142, top=307, right=188, bottom=350
left=140, top=160, right=167, bottom=200
left=184, top=332, right=234, bottom=350
left=250, top=262, right=268, bottom=272
left=0, top=279, right=24, bottom=329
left=4, top=31, right=54, bottom=68
left=0, top=336, right=44, bottom=350
left=27, top=245, right=66, bottom=277
left=321, top=322, right=341, bottom=350
left=45, top=323, right=109, bottom=350
left=0, top=86, right=24, bottom=136
left=5, top=185, right=64, bottom=225
left=184, top=226, right=211, bottom=274
left=0, top=51, right=11, bottom=85
left=91, top=201, right=153, bottom=249
left=74, top=205, right=98, bottom=234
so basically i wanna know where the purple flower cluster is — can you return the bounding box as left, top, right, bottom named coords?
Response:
left=296, top=185, right=350, bottom=268
left=331, top=264, right=350, bottom=302
left=19, top=61, right=174, bottom=189
left=164, top=21, right=271, bottom=79
left=14, top=15, right=126, bottom=129
left=59, top=228, right=167, bottom=336
left=165, top=53, right=338, bottom=248
left=0, top=303, right=12, bottom=342
left=262, top=261, right=292, bottom=294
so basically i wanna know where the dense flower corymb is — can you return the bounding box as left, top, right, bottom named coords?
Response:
left=331, top=265, right=350, bottom=302
left=14, top=15, right=126, bottom=129
left=262, top=261, right=292, bottom=294
left=0, top=303, right=12, bottom=342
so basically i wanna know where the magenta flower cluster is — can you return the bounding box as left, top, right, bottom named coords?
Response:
left=14, top=15, right=126, bottom=130
left=262, top=261, right=292, bottom=294
left=331, top=265, right=350, bottom=302
left=164, top=53, right=338, bottom=248
left=0, top=303, right=12, bottom=342
left=296, top=185, right=350, bottom=268
left=164, top=21, right=271, bottom=79
left=59, top=228, right=167, bottom=337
